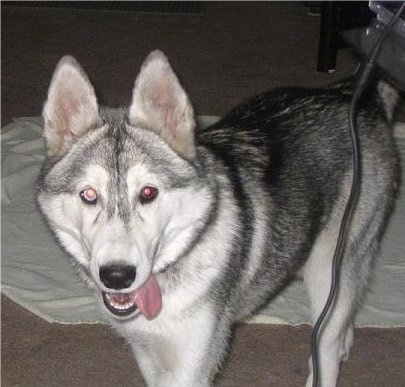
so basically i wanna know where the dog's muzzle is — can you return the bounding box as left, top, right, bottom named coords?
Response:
left=99, top=264, right=162, bottom=320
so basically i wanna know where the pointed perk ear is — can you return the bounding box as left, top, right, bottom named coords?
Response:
left=42, top=56, right=102, bottom=157
left=129, top=50, right=196, bottom=160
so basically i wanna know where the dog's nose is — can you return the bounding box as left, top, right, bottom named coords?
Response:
left=99, top=264, right=136, bottom=290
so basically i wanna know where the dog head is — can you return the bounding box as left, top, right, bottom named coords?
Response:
left=37, top=51, right=214, bottom=320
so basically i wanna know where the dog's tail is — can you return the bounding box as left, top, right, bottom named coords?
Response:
left=377, top=80, right=400, bottom=123
left=330, top=77, right=400, bottom=124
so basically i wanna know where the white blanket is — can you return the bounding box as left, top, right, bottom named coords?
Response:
left=2, top=117, right=405, bottom=326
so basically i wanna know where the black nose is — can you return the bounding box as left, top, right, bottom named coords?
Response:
left=99, top=264, right=136, bottom=290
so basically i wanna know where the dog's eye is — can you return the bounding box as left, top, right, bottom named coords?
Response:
left=80, top=188, right=98, bottom=205
left=140, top=186, right=158, bottom=204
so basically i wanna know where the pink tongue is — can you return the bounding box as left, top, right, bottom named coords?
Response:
left=134, top=275, right=162, bottom=320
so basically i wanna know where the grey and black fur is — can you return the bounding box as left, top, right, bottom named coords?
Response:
left=37, top=51, right=399, bottom=387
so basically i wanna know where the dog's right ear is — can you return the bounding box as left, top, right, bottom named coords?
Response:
left=42, top=56, right=102, bottom=157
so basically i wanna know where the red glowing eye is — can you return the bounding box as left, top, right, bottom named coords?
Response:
left=140, top=186, right=158, bottom=204
left=80, top=188, right=98, bottom=205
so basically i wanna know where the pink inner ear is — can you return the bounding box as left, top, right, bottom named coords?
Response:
left=53, top=90, right=78, bottom=134
left=61, top=101, right=75, bottom=120
left=160, top=102, right=178, bottom=138
left=153, top=82, right=179, bottom=138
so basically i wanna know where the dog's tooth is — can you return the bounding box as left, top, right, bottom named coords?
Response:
left=103, top=291, right=137, bottom=313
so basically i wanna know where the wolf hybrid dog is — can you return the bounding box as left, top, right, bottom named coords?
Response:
left=37, top=51, right=398, bottom=386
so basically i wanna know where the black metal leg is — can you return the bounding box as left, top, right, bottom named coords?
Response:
left=317, top=2, right=339, bottom=73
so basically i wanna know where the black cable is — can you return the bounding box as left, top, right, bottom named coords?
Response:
left=310, top=3, right=405, bottom=387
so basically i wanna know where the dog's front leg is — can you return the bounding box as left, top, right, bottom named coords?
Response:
left=127, top=306, right=232, bottom=387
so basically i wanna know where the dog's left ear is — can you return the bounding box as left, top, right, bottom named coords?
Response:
left=129, top=50, right=196, bottom=161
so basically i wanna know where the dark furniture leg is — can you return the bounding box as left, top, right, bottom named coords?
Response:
left=317, top=2, right=339, bottom=73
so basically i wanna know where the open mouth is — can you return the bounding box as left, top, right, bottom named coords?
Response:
left=102, top=291, right=138, bottom=317
left=101, top=274, right=162, bottom=320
